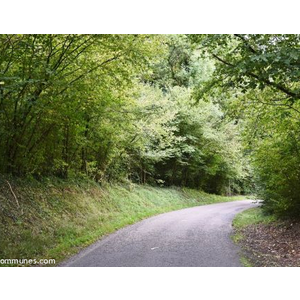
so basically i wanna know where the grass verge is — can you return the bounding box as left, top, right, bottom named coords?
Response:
left=232, top=207, right=277, bottom=266
left=0, top=175, right=248, bottom=266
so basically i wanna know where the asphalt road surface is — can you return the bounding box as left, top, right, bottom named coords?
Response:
left=61, top=200, right=259, bottom=267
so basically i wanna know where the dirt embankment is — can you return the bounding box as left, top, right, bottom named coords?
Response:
left=240, top=221, right=300, bottom=267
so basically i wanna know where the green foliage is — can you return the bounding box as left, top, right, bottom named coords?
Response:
left=191, top=34, right=300, bottom=216
left=0, top=34, right=250, bottom=195
left=146, top=35, right=214, bottom=89
left=242, top=94, right=300, bottom=216
left=144, top=85, right=247, bottom=193
left=0, top=34, right=162, bottom=178
left=190, top=34, right=300, bottom=101
left=130, top=36, right=250, bottom=193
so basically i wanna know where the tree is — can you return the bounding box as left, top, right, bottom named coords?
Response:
left=0, top=34, right=162, bottom=177
left=191, top=34, right=300, bottom=215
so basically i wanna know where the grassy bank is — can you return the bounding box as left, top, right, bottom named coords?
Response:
left=233, top=207, right=275, bottom=228
left=233, top=207, right=276, bottom=238
left=0, top=175, right=247, bottom=266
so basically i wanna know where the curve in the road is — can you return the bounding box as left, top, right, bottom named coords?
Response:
left=60, top=200, right=259, bottom=267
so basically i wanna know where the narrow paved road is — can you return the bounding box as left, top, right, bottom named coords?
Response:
left=61, top=200, right=259, bottom=267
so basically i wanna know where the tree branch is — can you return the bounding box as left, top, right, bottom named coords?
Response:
left=211, top=53, right=300, bottom=100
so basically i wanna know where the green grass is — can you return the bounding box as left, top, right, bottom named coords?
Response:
left=233, top=207, right=276, bottom=229
left=240, top=256, right=253, bottom=267
left=232, top=206, right=277, bottom=266
left=0, top=175, right=248, bottom=266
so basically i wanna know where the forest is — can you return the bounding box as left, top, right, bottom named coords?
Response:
left=1, top=34, right=300, bottom=218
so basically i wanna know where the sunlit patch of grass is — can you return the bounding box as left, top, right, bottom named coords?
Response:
left=240, top=256, right=253, bottom=267
left=233, top=207, right=276, bottom=229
